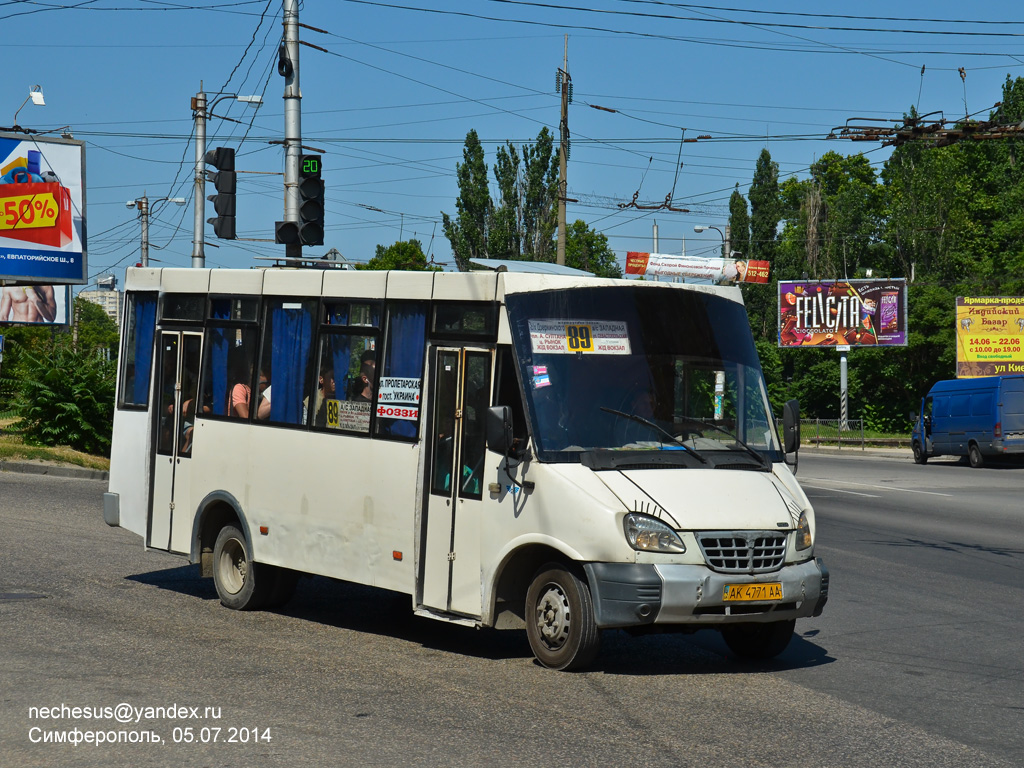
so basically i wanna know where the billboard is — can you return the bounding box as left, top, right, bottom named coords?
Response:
left=0, top=284, right=70, bottom=325
left=778, top=279, right=907, bottom=348
left=626, top=252, right=770, bottom=283
left=955, top=297, right=1024, bottom=378
left=0, top=133, right=87, bottom=284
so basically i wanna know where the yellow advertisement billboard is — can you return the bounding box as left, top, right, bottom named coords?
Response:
left=955, top=297, right=1024, bottom=377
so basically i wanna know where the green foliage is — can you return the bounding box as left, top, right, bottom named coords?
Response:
left=732, top=76, right=1024, bottom=430
left=2, top=338, right=116, bottom=456
left=728, top=184, right=750, bottom=259
left=74, top=297, right=119, bottom=356
left=565, top=219, right=621, bottom=278
left=442, top=130, right=491, bottom=272
left=442, top=127, right=568, bottom=268
left=362, top=239, right=439, bottom=271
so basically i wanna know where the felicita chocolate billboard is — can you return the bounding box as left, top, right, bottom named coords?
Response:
left=778, top=279, right=907, bottom=348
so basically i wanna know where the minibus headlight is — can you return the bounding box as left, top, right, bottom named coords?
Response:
left=795, top=511, right=812, bottom=551
left=623, top=513, right=686, bottom=554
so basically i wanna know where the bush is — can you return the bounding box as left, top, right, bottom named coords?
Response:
left=2, top=339, right=115, bottom=456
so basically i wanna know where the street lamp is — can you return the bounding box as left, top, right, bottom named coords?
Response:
left=12, top=85, right=45, bottom=129
left=127, top=194, right=187, bottom=267
left=191, top=88, right=263, bottom=268
left=694, top=224, right=724, bottom=240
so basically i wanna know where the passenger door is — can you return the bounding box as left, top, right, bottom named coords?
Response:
left=150, top=331, right=202, bottom=553
left=421, top=347, right=492, bottom=617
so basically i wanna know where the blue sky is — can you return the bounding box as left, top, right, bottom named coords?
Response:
left=4, top=0, right=1024, bottom=289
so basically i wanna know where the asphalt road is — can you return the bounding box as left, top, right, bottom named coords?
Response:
left=1, top=455, right=1020, bottom=767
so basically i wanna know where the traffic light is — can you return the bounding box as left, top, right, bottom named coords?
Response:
left=205, top=147, right=236, bottom=240
left=275, top=155, right=324, bottom=246
left=298, top=154, right=324, bottom=246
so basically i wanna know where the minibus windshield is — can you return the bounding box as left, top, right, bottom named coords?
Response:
left=506, top=285, right=781, bottom=466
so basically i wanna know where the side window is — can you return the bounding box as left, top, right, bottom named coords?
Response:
left=118, top=292, right=157, bottom=408
left=375, top=301, right=428, bottom=441
left=311, top=332, right=377, bottom=433
left=201, top=325, right=260, bottom=419
left=257, top=299, right=317, bottom=426
left=493, top=346, right=528, bottom=450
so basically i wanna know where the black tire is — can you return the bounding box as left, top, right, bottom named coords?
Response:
left=264, top=567, right=299, bottom=609
left=212, top=524, right=273, bottom=611
left=912, top=441, right=928, bottom=465
left=722, top=619, right=795, bottom=660
left=525, top=564, right=601, bottom=671
left=968, top=443, right=984, bottom=469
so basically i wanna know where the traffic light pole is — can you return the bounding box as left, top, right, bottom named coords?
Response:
left=192, top=88, right=207, bottom=268
left=282, top=0, right=302, bottom=259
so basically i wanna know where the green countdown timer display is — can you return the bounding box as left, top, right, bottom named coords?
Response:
left=301, top=155, right=321, bottom=178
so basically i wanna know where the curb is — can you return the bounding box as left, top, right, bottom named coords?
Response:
left=0, top=461, right=109, bottom=481
left=800, top=446, right=911, bottom=459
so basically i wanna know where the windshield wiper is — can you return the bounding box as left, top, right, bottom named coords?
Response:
left=599, top=407, right=709, bottom=464
left=674, top=416, right=770, bottom=470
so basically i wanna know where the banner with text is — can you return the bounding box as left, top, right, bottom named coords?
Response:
left=625, top=252, right=770, bottom=284
left=955, top=297, right=1024, bottom=378
left=778, top=279, right=907, bottom=348
left=0, top=133, right=87, bottom=284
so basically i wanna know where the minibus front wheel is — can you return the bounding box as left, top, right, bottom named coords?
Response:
left=526, top=564, right=601, bottom=671
left=912, top=441, right=927, bottom=464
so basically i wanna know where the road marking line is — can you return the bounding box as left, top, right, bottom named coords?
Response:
left=801, top=477, right=954, bottom=497
left=800, top=483, right=880, bottom=498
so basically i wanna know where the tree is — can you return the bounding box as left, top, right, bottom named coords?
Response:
left=74, top=297, right=119, bottom=357
left=2, top=337, right=116, bottom=455
left=361, top=239, right=438, bottom=271
left=443, top=128, right=560, bottom=269
left=728, top=184, right=750, bottom=260
left=565, top=220, right=621, bottom=277
left=442, top=130, right=490, bottom=272
left=745, top=149, right=782, bottom=339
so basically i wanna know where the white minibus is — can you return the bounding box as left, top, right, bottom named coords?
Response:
left=105, top=265, right=827, bottom=670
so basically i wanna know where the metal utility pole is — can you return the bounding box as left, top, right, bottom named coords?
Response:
left=191, top=87, right=207, bottom=268
left=129, top=194, right=186, bottom=268
left=135, top=195, right=150, bottom=267
left=556, top=36, right=570, bottom=266
left=282, top=0, right=302, bottom=260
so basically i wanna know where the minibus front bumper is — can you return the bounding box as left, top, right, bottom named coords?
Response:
left=584, top=557, right=828, bottom=629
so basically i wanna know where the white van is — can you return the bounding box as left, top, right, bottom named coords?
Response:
left=105, top=266, right=828, bottom=670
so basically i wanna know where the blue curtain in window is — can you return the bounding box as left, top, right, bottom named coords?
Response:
left=270, top=304, right=313, bottom=424
left=209, top=327, right=231, bottom=416
left=132, top=295, right=157, bottom=405
left=378, top=302, right=427, bottom=439
left=208, top=302, right=233, bottom=416
left=332, top=337, right=351, bottom=400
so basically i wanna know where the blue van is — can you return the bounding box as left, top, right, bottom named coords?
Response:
left=912, top=375, right=1024, bottom=467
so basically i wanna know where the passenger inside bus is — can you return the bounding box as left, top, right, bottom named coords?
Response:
left=230, top=366, right=271, bottom=420
left=310, top=365, right=335, bottom=427
left=351, top=361, right=375, bottom=402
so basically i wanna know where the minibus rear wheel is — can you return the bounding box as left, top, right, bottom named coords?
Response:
left=968, top=443, right=984, bottom=468
left=722, top=619, right=795, bottom=660
left=213, top=524, right=273, bottom=611
left=526, top=564, right=601, bottom=671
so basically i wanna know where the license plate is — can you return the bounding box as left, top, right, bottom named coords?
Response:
left=722, top=583, right=783, bottom=602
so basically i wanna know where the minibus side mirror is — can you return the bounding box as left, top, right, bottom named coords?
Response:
left=486, top=405, right=513, bottom=454
left=782, top=399, right=800, bottom=454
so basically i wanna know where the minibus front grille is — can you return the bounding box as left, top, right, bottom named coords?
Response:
left=697, top=533, right=787, bottom=574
